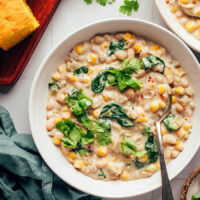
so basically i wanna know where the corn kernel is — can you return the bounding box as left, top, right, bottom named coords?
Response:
left=55, top=117, right=61, bottom=124
left=155, top=164, right=160, bottom=169
left=89, top=54, right=97, bottom=65
left=133, top=44, right=142, bottom=53
left=95, top=67, right=99, bottom=71
left=93, top=110, right=99, bottom=119
left=194, top=9, right=200, bottom=16
left=121, top=170, right=129, bottom=180
left=52, top=72, right=60, bottom=81
left=158, top=85, right=166, bottom=94
left=138, top=154, right=148, bottom=162
left=69, top=75, right=77, bottom=82
left=140, top=84, right=144, bottom=89
left=172, top=96, right=177, bottom=104
left=69, top=152, right=77, bottom=159
left=103, top=95, right=110, bottom=102
left=184, top=124, right=192, bottom=130
left=150, top=102, right=159, bottom=112
left=151, top=44, right=160, bottom=50
left=84, top=78, right=89, bottom=84
left=123, top=33, right=132, bottom=41
left=175, top=141, right=180, bottom=146
left=53, top=137, right=61, bottom=146
left=83, top=160, right=88, bottom=166
left=161, top=128, right=167, bottom=136
left=74, top=160, right=83, bottom=169
left=136, top=117, right=147, bottom=123
left=175, top=87, right=185, bottom=95
left=179, top=0, right=189, bottom=4
left=97, top=146, right=108, bottom=157
left=75, top=45, right=84, bottom=54
left=177, top=68, right=185, bottom=77
left=62, top=112, right=71, bottom=120
left=185, top=21, right=196, bottom=32
left=158, top=100, right=166, bottom=109
left=101, top=42, right=109, bottom=51
left=171, top=6, right=177, bottom=13
left=88, top=68, right=94, bottom=75
left=141, top=111, right=145, bottom=117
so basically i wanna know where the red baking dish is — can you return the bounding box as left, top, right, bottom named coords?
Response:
left=0, top=0, right=61, bottom=85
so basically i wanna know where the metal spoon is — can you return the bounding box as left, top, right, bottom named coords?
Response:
left=155, top=95, right=174, bottom=200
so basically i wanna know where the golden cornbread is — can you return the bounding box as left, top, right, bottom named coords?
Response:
left=0, top=0, right=39, bottom=51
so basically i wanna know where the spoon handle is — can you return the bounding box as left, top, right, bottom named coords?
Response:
left=155, top=122, right=174, bottom=200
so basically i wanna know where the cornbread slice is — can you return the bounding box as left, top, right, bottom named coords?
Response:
left=0, top=0, right=39, bottom=51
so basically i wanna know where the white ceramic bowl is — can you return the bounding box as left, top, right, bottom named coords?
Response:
left=29, top=19, right=200, bottom=199
left=154, top=0, right=200, bottom=53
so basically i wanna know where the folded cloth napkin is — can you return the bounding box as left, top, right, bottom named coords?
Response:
left=0, top=106, right=101, bottom=200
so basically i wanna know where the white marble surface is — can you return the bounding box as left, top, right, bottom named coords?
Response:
left=0, top=0, right=200, bottom=199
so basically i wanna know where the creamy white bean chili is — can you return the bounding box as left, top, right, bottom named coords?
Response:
left=168, top=0, right=200, bottom=40
left=46, top=32, right=195, bottom=181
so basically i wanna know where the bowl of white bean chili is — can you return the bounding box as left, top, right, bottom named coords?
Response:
left=29, top=19, right=200, bottom=198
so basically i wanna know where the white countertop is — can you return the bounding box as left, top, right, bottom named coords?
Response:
left=0, top=0, right=200, bottom=199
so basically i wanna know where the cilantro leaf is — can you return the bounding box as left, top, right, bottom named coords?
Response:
left=120, top=0, right=139, bottom=16
left=121, top=58, right=144, bottom=74
left=84, top=0, right=92, bottom=4
left=192, top=190, right=200, bottom=200
left=65, top=89, right=93, bottom=116
left=93, top=120, right=112, bottom=146
left=96, top=0, right=107, bottom=6
left=120, top=136, right=137, bottom=155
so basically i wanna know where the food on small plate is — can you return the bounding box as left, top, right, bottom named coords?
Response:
left=46, top=32, right=195, bottom=181
left=178, top=0, right=200, bottom=17
left=0, top=0, right=39, bottom=51
left=168, top=0, right=200, bottom=40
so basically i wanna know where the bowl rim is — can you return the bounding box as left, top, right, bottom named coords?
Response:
left=29, top=18, right=200, bottom=199
left=154, top=0, right=200, bottom=53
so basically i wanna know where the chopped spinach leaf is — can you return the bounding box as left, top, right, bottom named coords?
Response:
left=92, top=72, right=108, bottom=93
left=99, top=103, right=134, bottom=127
left=121, top=58, right=144, bottom=74
left=108, top=39, right=125, bottom=56
left=73, top=66, right=89, bottom=75
left=134, top=161, right=146, bottom=169
left=142, top=56, right=165, bottom=73
left=163, top=114, right=183, bottom=132
left=125, top=162, right=131, bottom=167
left=48, top=81, right=59, bottom=89
left=84, top=0, right=92, bottom=4
left=192, top=190, right=200, bottom=200
left=98, top=169, right=106, bottom=179
left=143, top=127, right=159, bottom=164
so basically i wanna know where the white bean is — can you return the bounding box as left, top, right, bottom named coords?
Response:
left=186, top=87, right=194, bottom=96
left=163, top=134, right=177, bottom=145
left=46, top=119, right=55, bottom=131
left=127, top=48, right=135, bottom=58
left=98, top=53, right=106, bottom=63
left=91, top=45, right=99, bottom=54
left=164, top=148, right=172, bottom=159
left=96, top=158, right=107, bottom=168
left=104, top=34, right=113, bottom=42
left=56, top=94, right=66, bottom=105
left=115, top=50, right=127, bottom=60
left=171, top=150, right=179, bottom=158
left=176, top=104, right=184, bottom=113
left=94, top=36, right=104, bottom=45
left=106, top=55, right=116, bottom=64
left=46, top=101, right=54, bottom=110
left=175, top=142, right=184, bottom=152
left=180, top=78, right=189, bottom=88
left=115, top=33, right=124, bottom=40
left=124, top=88, right=135, bottom=100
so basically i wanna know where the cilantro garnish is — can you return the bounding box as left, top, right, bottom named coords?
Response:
left=84, top=0, right=92, bottom=4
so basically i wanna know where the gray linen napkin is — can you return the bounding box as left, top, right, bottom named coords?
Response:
left=0, top=106, right=100, bottom=200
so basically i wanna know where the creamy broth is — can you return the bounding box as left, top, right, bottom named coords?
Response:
left=168, top=0, right=200, bottom=40
left=46, top=32, right=195, bottom=181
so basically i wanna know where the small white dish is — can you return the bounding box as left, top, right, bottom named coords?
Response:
left=29, top=18, right=200, bottom=199
left=154, top=0, right=200, bottom=53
